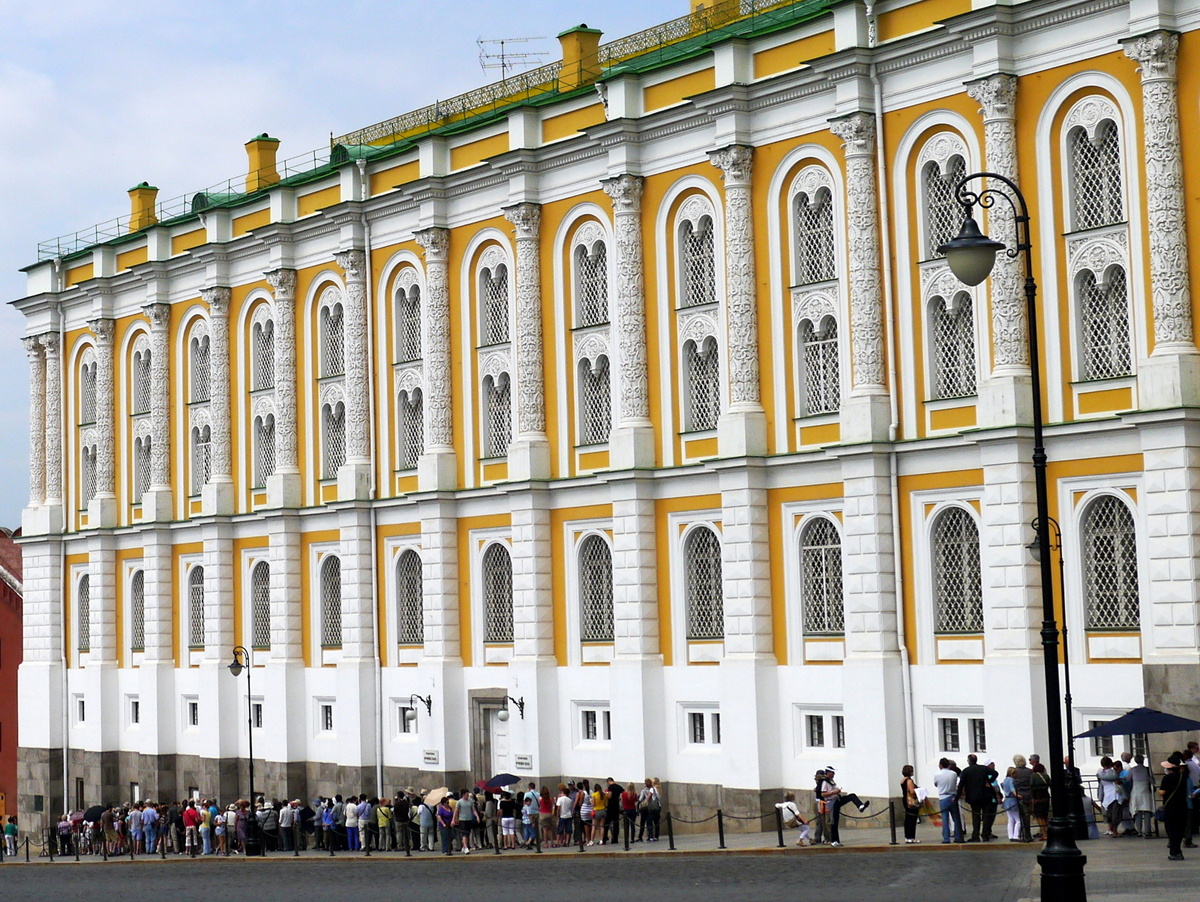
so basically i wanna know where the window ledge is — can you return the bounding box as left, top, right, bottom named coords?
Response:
left=924, top=395, right=978, bottom=409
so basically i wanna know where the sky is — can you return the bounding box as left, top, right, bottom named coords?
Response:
left=0, top=0, right=676, bottom=529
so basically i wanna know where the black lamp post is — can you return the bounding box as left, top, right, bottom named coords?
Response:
left=939, top=172, right=1087, bottom=901
left=228, top=646, right=263, bottom=856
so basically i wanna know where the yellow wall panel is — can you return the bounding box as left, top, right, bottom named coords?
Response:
left=878, top=0, right=970, bottom=42
left=929, top=405, right=977, bottom=431
left=65, top=263, right=93, bottom=287
left=542, top=103, right=606, bottom=143
left=799, top=422, right=840, bottom=446
left=752, top=32, right=835, bottom=79
left=298, top=185, right=341, bottom=218
left=116, top=246, right=148, bottom=271
left=1077, top=386, right=1134, bottom=415
left=370, top=160, right=419, bottom=196
left=171, top=229, right=206, bottom=256
left=644, top=68, right=715, bottom=112
left=450, top=132, right=509, bottom=171
left=577, top=449, right=609, bottom=471
left=232, top=207, right=271, bottom=237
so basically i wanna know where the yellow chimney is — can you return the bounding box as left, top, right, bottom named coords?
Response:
left=127, top=182, right=159, bottom=233
left=691, top=0, right=709, bottom=11
left=558, top=25, right=603, bottom=92
left=245, top=133, right=281, bottom=193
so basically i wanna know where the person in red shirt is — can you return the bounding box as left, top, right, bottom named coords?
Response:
left=182, top=802, right=202, bottom=853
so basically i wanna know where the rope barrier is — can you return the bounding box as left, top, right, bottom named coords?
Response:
left=668, top=812, right=719, bottom=825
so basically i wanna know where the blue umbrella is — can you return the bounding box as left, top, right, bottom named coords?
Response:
left=1074, top=707, right=1200, bottom=738
left=483, top=773, right=521, bottom=790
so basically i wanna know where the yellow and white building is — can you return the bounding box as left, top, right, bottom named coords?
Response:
left=14, top=0, right=1200, bottom=824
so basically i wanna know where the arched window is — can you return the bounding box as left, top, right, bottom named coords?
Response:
left=189, top=330, right=211, bottom=403
left=320, top=555, right=342, bottom=648
left=483, top=374, right=512, bottom=458
left=1081, top=495, right=1139, bottom=630
left=482, top=543, right=513, bottom=644
left=319, top=294, right=345, bottom=378
left=188, top=565, right=205, bottom=649
left=81, top=445, right=97, bottom=506
left=191, top=425, right=211, bottom=495
left=395, top=549, right=424, bottom=646
left=680, top=215, right=716, bottom=308
left=480, top=263, right=510, bottom=346
left=251, top=560, right=271, bottom=649
left=77, top=573, right=91, bottom=653
left=253, top=414, right=276, bottom=488
left=134, top=435, right=152, bottom=499
left=684, top=337, right=720, bottom=432
left=79, top=356, right=97, bottom=425
left=396, top=283, right=422, bottom=362
left=800, top=517, right=843, bottom=635
left=130, top=570, right=145, bottom=653
left=322, top=401, right=346, bottom=479
left=575, top=241, right=609, bottom=326
left=578, top=356, right=611, bottom=445
left=799, top=317, right=839, bottom=416
left=252, top=318, right=275, bottom=391
left=1079, top=268, right=1131, bottom=381
left=399, top=388, right=423, bottom=470
left=930, top=293, right=977, bottom=399
left=931, top=507, right=982, bottom=634
left=578, top=535, right=614, bottom=643
left=1070, top=118, right=1123, bottom=231
left=685, top=526, right=723, bottom=640
left=794, top=187, right=835, bottom=285
left=132, top=341, right=152, bottom=415
left=923, top=155, right=965, bottom=259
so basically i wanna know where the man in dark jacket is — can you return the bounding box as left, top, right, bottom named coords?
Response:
left=958, top=754, right=993, bottom=842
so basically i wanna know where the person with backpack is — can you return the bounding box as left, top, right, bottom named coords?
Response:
left=637, top=778, right=662, bottom=841
left=776, top=791, right=812, bottom=846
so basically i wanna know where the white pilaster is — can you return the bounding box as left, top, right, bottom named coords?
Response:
left=420, top=498, right=461, bottom=662
left=339, top=505, right=375, bottom=661
left=40, top=333, right=65, bottom=533
left=335, top=249, right=373, bottom=500
left=611, top=476, right=659, bottom=658
left=141, top=303, right=173, bottom=522
left=202, top=287, right=234, bottom=516
left=266, top=269, right=302, bottom=508
left=22, top=337, right=47, bottom=535
left=718, top=462, right=773, bottom=657
left=415, top=227, right=457, bottom=491
left=269, top=512, right=303, bottom=662
left=203, top=520, right=234, bottom=661
left=511, top=489, right=554, bottom=660
left=87, top=318, right=118, bottom=528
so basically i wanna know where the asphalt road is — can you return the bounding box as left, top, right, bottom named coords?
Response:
left=0, top=849, right=1037, bottom=901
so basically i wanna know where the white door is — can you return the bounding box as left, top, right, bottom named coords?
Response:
left=490, top=709, right=510, bottom=776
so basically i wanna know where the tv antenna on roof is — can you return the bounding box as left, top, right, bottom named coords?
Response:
left=478, top=36, right=549, bottom=80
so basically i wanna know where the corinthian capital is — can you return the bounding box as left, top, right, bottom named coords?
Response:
left=38, top=333, right=59, bottom=357
left=88, top=318, right=115, bottom=347
left=709, top=145, right=753, bottom=188
left=201, top=286, right=231, bottom=317
left=602, top=174, right=644, bottom=215
left=415, top=227, right=450, bottom=262
left=830, top=112, right=876, bottom=157
left=23, top=336, right=43, bottom=358
left=143, top=302, right=171, bottom=330
left=504, top=202, right=541, bottom=240
left=1123, top=30, right=1179, bottom=80
left=335, top=249, right=367, bottom=282
left=265, top=268, right=297, bottom=297
left=967, top=73, right=1018, bottom=121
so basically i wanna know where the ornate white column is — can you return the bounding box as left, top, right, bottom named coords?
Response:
left=334, top=248, right=372, bottom=500
left=87, top=318, right=118, bottom=528
left=602, top=175, right=656, bottom=469
left=201, top=287, right=234, bottom=516
left=41, top=333, right=63, bottom=512
left=415, top=227, right=457, bottom=491
left=24, top=337, right=45, bottom=509
left=503, top=203, right=551, bottom=481
left=1123, top=30, right=1200, bottom=407
left=266, top=269, right=301, bottom=508
left=141, top=302, right=173, bottom=522
left=709, top=146, right=768, bottom=457
left=830, top=112, right=890, bottom=442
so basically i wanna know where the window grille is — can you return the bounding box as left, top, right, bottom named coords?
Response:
left=133, top=349, right=152, bottom=415
left=808, top=715, right=825, bottom=748
left=399, top=389, right=423, bottom=469
left=579, top=356, right=612, bottom=445
left=484, top=375, right=512, bottom=458
left=323, top=402, right=346, bottom=479
left=685, top=338, right=721, bottom=432
left=940, top=717, right=961, bottom=752
left=834, top=715, right=845, bottom=749
left=970, top=718, right=987, bottom=753
left=81, top=446, right=97, bottom=506
left=576, top=244, right=609, bottom=326
left=800, top=318, right=840, bottom=416
left=191, top=426, right=211, bottom=495
left=1090, top=722, right=1114, bottom=758
left=190, top=336, right=210, bottom=403
left=924, top=156, right=965, bottom=259
left=395, top=549, right=424, bottom=645
left=397, top=287, right=422, bottom=362
left=1082, top=495, right=1139, bottom=630
left=482, top=543, right=513, bottom=644
left=1079, top=269, right=1131, bottom=381
left=690, top=712, right=706, bottom=744
left=481, top=265, right=510, bottom=345
left=931, top=294, right=977, bottom=399
left=253, top=321, right=275, bottom=391
left=254, top=415, right=275, bottom=488
left=801, top=518, right=844, bottom=635
left=188, top=566, right=205, bottom=649
left=251, top=561, right=271, bottom=649
left=77, top=574, right=91, bottom=652
left=794, top=188, right=836, bottom=285
left=681, top=217, right=716, bottom=308
left=321, top=303, right=345, bottom=377
left=1071, top=121, right=1123, bottom=231
left=685, top=526, right=723, bottom=640
left=578, top=535, right=614, bottom=642
left=320, top=555, right=342, bottom=648
left=130, top=570, right=145, bottom=652
left=135, top=436, right=152, bottom=499
left=932, top=507, right=983, bottom=633
left=80, top=363, right=96, bottom=425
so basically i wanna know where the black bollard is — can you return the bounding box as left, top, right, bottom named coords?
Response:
left=775, top=807, right=785, bottom=848
left=888, top=801, right=897, bottom=846
left=74, top=834, right=80, bottom=862
left=48, top=830, right=54, bottom=862
left=623, top=814, right=630, bottom=851
left=494, top=820, right=501, bottom=855
left=534, top=820, right=542, bottom=854
left=103, top=837, right=108, bottom=861
left=160, top=834, right=166, bottom=859
left=666, top=813, right=675, bottom=851
left=717, top=810, right=726, bottom=850
left=27, top=837, right=31, bottom=862
left=293, top=826, right=300, bottom=858
left=130, top=838, right=135, bottom=861
left=403, top=820, right=411, bottom=858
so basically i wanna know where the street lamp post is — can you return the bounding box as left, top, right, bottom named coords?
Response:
left=939, top=172, right=1087, bottom=901
left=228, top=646, right=263, bottom=856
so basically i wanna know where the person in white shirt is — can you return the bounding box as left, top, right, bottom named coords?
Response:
left=820, top=766, right=869, bottom=847
left=775, top=791, right=812, bottom=846
left=933, top=759, right=964, bottom=844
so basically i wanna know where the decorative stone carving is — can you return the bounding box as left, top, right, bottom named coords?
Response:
left=710, top=145, right=761, bottom=408
left=504, top=203, right=547, bottom=437
left=1124, top=31, right=1194, bottom=348
left=143, top=303, right=171, bottom=488
left=791, top=287, right=838, bottom=327
left=967, top=73, right=1029, bottom=370
left=1067, top=228, right=1129, bottom=281
left=39, top=333, right=62, bottom=503
left=88, top=318, right=116, bottom=495
left=573, top=221, right=606, bottom=254
left=24, top=336, right=45, bottom=506
left=201, top=287, right=232, bottom=481
left=335, top=249, right=372, bottom=463
left=679, top=310, right=720, bottom=347
left=573, top=330, right=610, bottom=368
left=830, top=112, right=886, bottom=391
left=266, top=268, right=298, bottom=472
left=602, top=175, right=651, bottom=424
left=415, top=228, right=453, bottom=449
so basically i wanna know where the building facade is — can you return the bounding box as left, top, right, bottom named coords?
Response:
left=0, top=530, right=21, bottom=821
left=14, top=0, right=1200, bottom=827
